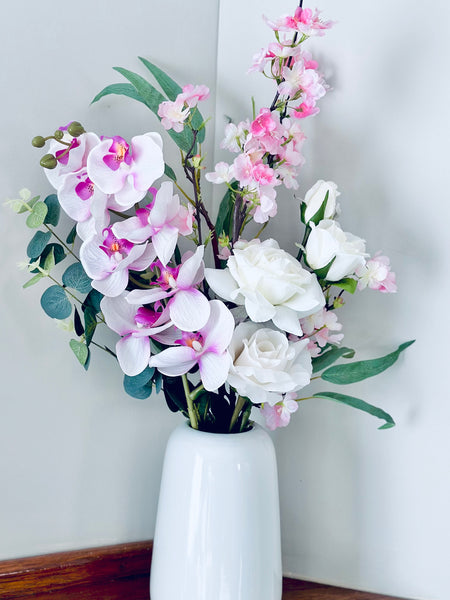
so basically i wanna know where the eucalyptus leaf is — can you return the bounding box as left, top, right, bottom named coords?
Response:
left=18, top=195, right=40, bottom=214
left=62, top=262, right=92, bottom=293
left=40, top=285, right=72, bottom=319
left=313, top=391, right=395, bottom=429
left=162, top=375, right=187, bottom=414
left=82, top=289, right=103, bottom=314
left=27, top=231, right=51, bottom=259
left=69, top=339, right=89, bottom=366
left=91, top=83, right=145, bottom=105
left=312, top=346, right=355, bottom=373
left=43, top=194, right=60, bottom=226
left=26, top=202, right=48, bottom=228
left=113, top=66, right=196, bottom=153
left=321, top=340, right=415, bottom=385
left=83, top=348, right=91, bottom=371
left=32, top=243, right=66, bottom=273
left=123, top=366, right=155, bottom=399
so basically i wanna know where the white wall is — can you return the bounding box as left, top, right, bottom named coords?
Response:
left=1, top=1, right=449, bottom=599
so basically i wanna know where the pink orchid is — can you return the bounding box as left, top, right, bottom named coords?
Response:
left=261, top=394, right=299, bottom=431
left=101, top=293, right=174, bottom=376
left=86, top=132, right=164, bottom=209
left=149, top=300, right=234, bottom=392
left=45, top=132, right=101, bottom=190
left=112, top=182, right=194, bottom=266
left=126, top=246, right=210, bottom=332
left=80, top=227, right=156, bottom=297
left=356, top=253, right=397, bottom=293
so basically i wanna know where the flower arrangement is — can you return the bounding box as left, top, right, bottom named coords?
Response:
left=8, top=3, right=413, bottom=434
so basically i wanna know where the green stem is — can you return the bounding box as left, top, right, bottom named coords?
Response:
left=41, top=223, right=80, bottom=262
left=128, top=274, right=151, bottom=289
left=240, top=403, right=252, bottom=432
left=182, top=374, right=198, bottom=430
left=191, top=383, right=205, bottom=401
left=229, top=395, right=246, bottom=432
left=91, top=340, right=117, bottom=358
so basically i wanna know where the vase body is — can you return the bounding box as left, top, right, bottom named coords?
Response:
left=150, top=422, right=282, bottom=600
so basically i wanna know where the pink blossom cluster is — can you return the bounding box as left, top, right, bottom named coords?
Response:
left=356, top=253, right=397, bottom=293
left=263, top=6, right=334, bottom=37
left=289, top=307, right=344, bottom=357
left=206, top=109, right=307, bottom=223
left=158, top=84, right=209, bottom=132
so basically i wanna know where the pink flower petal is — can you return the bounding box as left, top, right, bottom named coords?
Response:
left=149, top=346, right=197, bottom=377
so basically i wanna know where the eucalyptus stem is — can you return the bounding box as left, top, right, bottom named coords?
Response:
left=41, top=223, right=80, bottom=262
left=90, top=340, right=117, bottom=358
left=46, top=274, right=83, bottom=304
left=182, top=374, right=199, bottom=430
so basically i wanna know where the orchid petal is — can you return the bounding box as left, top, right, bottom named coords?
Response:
left=128, top=243, right=156, bottom=272
left=152, top=226, right=178, bottom=266
left=149, top=346, right=196, bottom=377
left=126, top=287, right=170, bottom=305
left=87, top=138, right=129, bottom=194
left=131, top=133, right=164, bottom=191
left=117, top=335, right=150, bottom=376
left=79, top=237, right=113, bottom=280
left=101, top=293, right=138, bottom=335
left=92, top=268, right=129, bottom=297
left=112, top=217, right=152, bottom=244
left=202, top=300, right=235, bottom=353
left=169, top=289, right=210, bottom=332
left=199, top=351, right=231, bottom=391
left=176, top=246, right=204, bottom=288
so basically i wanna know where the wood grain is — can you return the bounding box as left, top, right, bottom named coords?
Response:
left=0, top=541, right=152, bottom=598
left=0, top=541, right=411, bottom=600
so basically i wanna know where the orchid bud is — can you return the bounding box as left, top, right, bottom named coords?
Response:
left=53, top=129, right=64, bottom=140
left=67, top=121, right=85, bottom=137
left=40, top=153, right=57, bottom=169
left=32, top=136, right=45, bottom=148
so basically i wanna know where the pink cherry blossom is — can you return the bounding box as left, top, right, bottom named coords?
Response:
left=80, top=227, right=156, bottom=297
left=264, top=7, right=333, bottom=37
left=179, top=84, right=210, bottom=107
left=158, top=98, right=190, bottom=132
left=205, top=162, right=233, bottom=184
left=126, top=246, right=210, bottom=332
left=357, top=253, right=397, bottom=293
left=112, top=182, right=194, bottom=266
left=299, top=307, right=344, bottom=347
left=261, top=394, right=299, bottom=430
left=87, top=132, right=164, bottom=209
left=101, top=293, right=174, bottom=376
left=149, top=300, right=235, bottom=392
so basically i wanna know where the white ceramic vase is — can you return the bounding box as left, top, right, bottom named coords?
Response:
left=150, top=422, right=282, bottom=600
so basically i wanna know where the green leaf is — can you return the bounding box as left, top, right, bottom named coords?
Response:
left=164, top=163, right=177, bottom=182
left=312, top=346, right=355, bottom=373
left=91, top=83, right=145, bottom=105
left=138, top=57, right=205, bottom=143
left=311, top=256, right=336, bottom=280
left=27, top=231, right=51, bottom=259
left=154, top=371, right=163, bottom=394
left=62, top=262, right=92, bottom=293
left=162, top=375, right=187, bottom=414
left=69, top=339, right=89, bottom=366
left=331, top=278, right=358, bottom=294
left=23, top=273, right=44, bottom=289
left=83, top=348, right=91, bottom=371
left=321, top=340, right=415, bottom=385
left=74, top=307, right=84, bottom=336
left=66, top=224, right=77, bottom=245
left=40, top=285, right=72, bottom=319
left=43, top=247, right=55, bottom=272
left=26, top=202, right=48, bottom=228
left=123, top=367, right=155, bottom=399
left=84, top=308, right=97, bottom=346
left=216, top=182, right=238, bottom=239
left=113, top=66, right=196, bottom=153
left=82, top=289, right=103, bottom=314
left=313, top=391, right=396, bottom=429
left=301, top=190, right=329, bottom=226
left=43, top=194, right=60, bottom=226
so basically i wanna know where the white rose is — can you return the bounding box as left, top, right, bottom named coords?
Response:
left=303, top=180, right=339, bottom=224
left=205, top=238, right=325, bottom=336
left=305, top=219, right=368, bottom=281
left=227, top=322, right=312, bottom=405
